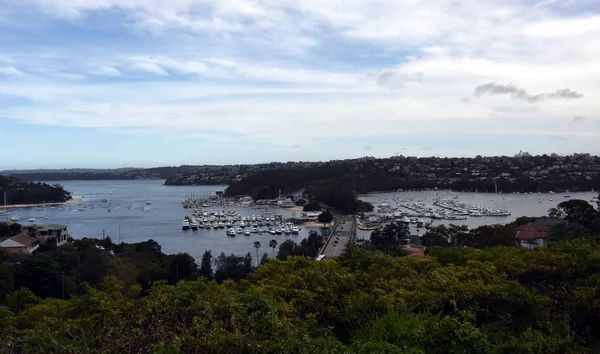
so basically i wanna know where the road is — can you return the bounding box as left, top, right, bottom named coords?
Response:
left=321, top=216, right=356, bottom=259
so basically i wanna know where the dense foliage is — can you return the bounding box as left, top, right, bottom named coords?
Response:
left=3, top=236, right=600, bottom=352
left=0, top=175, right=71, bottom=205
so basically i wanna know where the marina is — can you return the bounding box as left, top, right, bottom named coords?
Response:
left=3, top=180, right=598, bottom=259
left=2, top=180, right=319, bottom=262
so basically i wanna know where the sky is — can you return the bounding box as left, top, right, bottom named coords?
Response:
left=1, top=0, right=599, bottom=169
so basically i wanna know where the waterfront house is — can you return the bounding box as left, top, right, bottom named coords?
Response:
left=302, top=211, right=322, bottom=222
left=0, top=233, right=39, bottom=255
left=22, top=223, right=70, bottom=247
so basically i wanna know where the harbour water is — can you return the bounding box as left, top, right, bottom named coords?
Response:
left=5, top=180, right=598, bottom=259
left=357, top=189, right=598, bottom=239
left=6, top=180, right=315, bottom=262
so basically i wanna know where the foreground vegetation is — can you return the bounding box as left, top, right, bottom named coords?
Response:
left=0, top=175, right=71, bottom=205
left=2, top=235, right=600, bottom=352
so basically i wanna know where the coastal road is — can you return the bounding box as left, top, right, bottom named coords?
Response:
left=321, top=216, right=356, bottom=259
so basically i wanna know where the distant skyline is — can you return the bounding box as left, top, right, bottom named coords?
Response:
left=1, top=0, right=599, bottom=169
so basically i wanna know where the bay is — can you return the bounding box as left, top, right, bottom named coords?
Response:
left=8, top=180, right=315, bottom=262
left=8, top=180, right=598, bottom=259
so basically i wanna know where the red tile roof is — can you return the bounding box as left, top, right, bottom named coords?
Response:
left=515, top=222, right=552, bottom=233
left=516, top=229, right=548, bottom=240
left=8, top=233, right=38, bottom=246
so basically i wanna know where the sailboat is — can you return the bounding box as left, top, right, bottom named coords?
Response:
left=564, top=184, right=571, bottom=198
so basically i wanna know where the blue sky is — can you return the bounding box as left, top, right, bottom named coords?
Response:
left=1, top=0, right=599, bottom=169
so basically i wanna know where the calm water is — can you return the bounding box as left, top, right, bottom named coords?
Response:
left=8, top=181, right=598, bottom=258
left=357, top=189, right=599, bottom=239
left=8, top=180, right=316, bottom=261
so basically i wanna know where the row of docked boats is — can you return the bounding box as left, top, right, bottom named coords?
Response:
left=433, top=199, right=511, bottom=217
left=225, top=224, right=300, bottom=237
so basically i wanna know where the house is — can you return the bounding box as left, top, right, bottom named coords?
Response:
left=0, top=233, right=39, bottom=255
left=37, top=224, right=70, bottom=247
left=22, top=223, right=70, bottom=247
left=515, top=222, right=552, bottom=249
left=302, top=211, right=322, bottom=221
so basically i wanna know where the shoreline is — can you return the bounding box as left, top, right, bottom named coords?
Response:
left=0, top=199, right=84, bottom=209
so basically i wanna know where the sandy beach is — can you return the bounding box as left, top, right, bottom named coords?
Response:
left=304, top=221, right=332, bottom=228
left=283, top=206, right=304, bottom=212
left=0, top=199, right=83, bottom=209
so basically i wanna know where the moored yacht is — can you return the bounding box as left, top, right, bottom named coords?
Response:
left=291, top=226, right=299, bottom=234
left=182, top=219, right=190, bottom=230
left=10, top=216, right=19, bottom=221
left=191, top=220, right=198, bottom=230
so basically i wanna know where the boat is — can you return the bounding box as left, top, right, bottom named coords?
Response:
left=275, top=228, right=282, bottom=235
left=191, top=220, right=198, bottom=230
left=252, top=227, right=259, bottom=233
left=244, top=230, right=251, bottom=236
left=237, top=228, right=244, bottom=234
left=227, top=228, right=236, bottom=237
left=28, top=217, right=36, bottom=223
left=291, top=226, right=299, bottom=234
left=182, top=219, right=190, bottom=230
left=146, top=201, right=152, bottom=205
left=269, top=229, right=276, bottom=235
left=44, top=215, right=49, bottom=219
left=10, top=216, right=19, bottom=221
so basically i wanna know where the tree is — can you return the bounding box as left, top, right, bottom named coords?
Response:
left=303, top=201, right=321, bottom=212
left=168, top=253, right=198, bottom=283
left=260, top=252, right=269, bottom=265
left=199, top=250, right=214, bottom=280
left=244, top=252, right=253, bottom=275
left=253, top=241, right=261, bottom=267
left=318, top=210, right=334, bottom=224
left=422, top=224, right=469, bottom=248
left=370, top=222, right=410, bottom=254
left=0, top=264, right=14, bottom=303
left=7, top=288, right=41, bottom=313
left=277, top=240, right=297, bottom=260
left=269, top=239, right=278, bottom=258
left=549, top=199, right=598, bottom=228
left=214, top=253, right=250, bottom=282
left=14, top=254, right=63, bottom=298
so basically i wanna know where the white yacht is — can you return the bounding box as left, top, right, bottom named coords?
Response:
left=237, top=228, right=244, bottom=234
left=182, top=219, right=190, bottom=230
left=10, top=216, right=19, bottom=221
left=291, top=226, right=299, bottom=234
left=191, top=220, right=199, bottom=230
left=252, top=227, right=259, bottom=233
left=28, top=217, right=36, bottom=223
left=244, top=230, right=251, bottom=236
left=227, top=228, right=236, bottom=237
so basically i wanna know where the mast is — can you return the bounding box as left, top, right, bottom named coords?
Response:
left=4, top=191, right=7, bottom=222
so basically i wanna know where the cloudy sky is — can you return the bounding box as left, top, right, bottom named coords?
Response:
left=1, top=0, right=599, bottom=168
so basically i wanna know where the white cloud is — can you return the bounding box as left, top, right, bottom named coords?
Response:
left=132, top=61, right=169, bottom=75
left=1, top=0, right=599, bottom=157
left=94, top=65, right=121, bottom=77
left=0, top=66, right=23, bottom=76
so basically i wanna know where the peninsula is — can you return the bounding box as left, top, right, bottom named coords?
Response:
left=0, top=175, right=72, bottom=207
